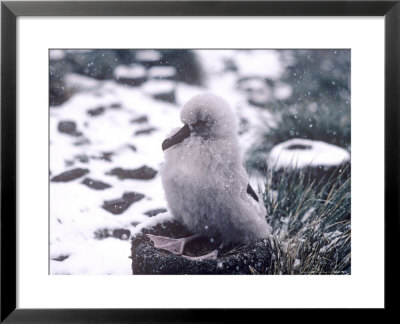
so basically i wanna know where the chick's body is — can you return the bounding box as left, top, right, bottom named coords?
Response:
left=161, top=94, right=271, bottom=245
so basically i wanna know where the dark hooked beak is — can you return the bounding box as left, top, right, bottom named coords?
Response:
left=162, top=124, right=191, bottom=151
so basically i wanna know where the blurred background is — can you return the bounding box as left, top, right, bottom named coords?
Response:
left=49, top=49, right=350, bottom=274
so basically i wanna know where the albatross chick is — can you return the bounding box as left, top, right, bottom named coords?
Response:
left=148, top=93, right=272, bottom=260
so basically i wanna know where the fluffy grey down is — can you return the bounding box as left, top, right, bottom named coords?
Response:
left=161, top=93, right=272, bottom=245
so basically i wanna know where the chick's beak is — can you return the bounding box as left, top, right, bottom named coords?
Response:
left=162, top=124, right=191, bottom=151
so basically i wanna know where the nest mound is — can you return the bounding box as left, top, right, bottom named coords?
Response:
left=131, top=220, right=272, bottom=275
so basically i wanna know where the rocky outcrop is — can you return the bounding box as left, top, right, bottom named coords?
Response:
left=81, top=178, right=111, bottom=190
left=51, top=168, right=89, bottom=182
left=57, top=121, right=82, bottom=137
left=102, top=192, right=145, bottom=215
left=106, top=166, right=157, bottom=180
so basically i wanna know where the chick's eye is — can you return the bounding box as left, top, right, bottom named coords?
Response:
left=192, top=119, right=208, bottom=129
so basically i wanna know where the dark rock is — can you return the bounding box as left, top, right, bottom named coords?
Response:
left=223, top=58, right=238, bottom=72
left=131, top=221, right=272, bottom=275
left=51, top=168, right=89, bottom=182
left=114, top=64, right=147, bottom=86
left=94, top=228, right=110, bottom=239
left=134, top=50, right=162, bottom=68
left=144, top=208, right=167, bottom=217
left=94, top=228, right=131, bottom=240
left=100, top=152, right=113, bottom=162
left=153, top=92, right=176, bottom=104
left=157, top=50, right=204, bottom=86
left=81, top=178, right=111, bottom=190
left=52, top=255, right=70, bottom=262
left=58, top=121, right=82, bottom=136
left=286, top=144, right=313, bottom=150
left=142, top=80, right=176, bottom=104
left=109, top=103, right=122, bottom=109
left=73, top=138, right=90, bottom=146
left=49, top=59, right=74, bottom=106
left=50, top=84, right=72, bottom=106
left=106, top=166, right=157, bottom=180
left=65, top=160, right=74, bottom=167
left=148, top=66, right=177, bottom=81
left=238, top=77, right=274, bottom=107
left=117, top=76, right=147, bottom=87
left=130, top=116, right=148, bottom=124
left=102, top=192, right=145, bottom=215
left=68, top=49, right=119, bottom=80
left=92, top=152, right=113, bottom=162
left=75, top=154, right=89, bottom=163
left=113, top=229, right=131, bottom=240
left=128, top=144, right=137, bottom=152
left=238, top=117, right=249, bottom=135
left=87, top=106, right=105, bottom=117
left=134, top=128, right=157, bottom=136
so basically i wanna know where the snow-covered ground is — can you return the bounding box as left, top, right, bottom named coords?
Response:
left=49, top=50, right=289, bottom=275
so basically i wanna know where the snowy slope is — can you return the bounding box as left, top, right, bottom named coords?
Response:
left=49, top=50, right=286, bottom=275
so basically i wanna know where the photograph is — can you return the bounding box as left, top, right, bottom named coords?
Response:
left=49, top=49, right=351, bottom=275
left=2, top=0, right=396, bottom=319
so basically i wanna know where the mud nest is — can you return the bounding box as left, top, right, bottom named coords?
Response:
left=131, top=220, right=272, bottom=275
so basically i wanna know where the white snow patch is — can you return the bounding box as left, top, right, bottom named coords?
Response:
left=301, top=207, right=316, bottom=223
left=142, top=80, right=175, bottom=95
left=50, top=49, right=66, bottom=60
left=135, top=50, right=161, bottom=62
left=51, top=238, right=132, bottom=275
left=268, top=138, right=350, bottom=170
left=148, top=66, right=177, bottom=79
left=274, top=82, right=293, bottom=100
left=235, top=50, right=284, bottom=79
left=65, top=73, right=102, bottom=92
left=114, top=64, right=146, bottom=79
left=131, top=212, right=174, bottom=236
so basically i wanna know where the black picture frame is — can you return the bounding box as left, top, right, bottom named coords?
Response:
left=1, top=0, right=399, bottom=322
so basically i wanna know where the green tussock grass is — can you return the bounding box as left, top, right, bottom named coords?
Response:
left=248, top=101, right=351, bottom=172
left=271, top=102, right=350, bottom=149
left=244, top=50, right=351, bottom=274
left=262, top=166, right=351, bottom=275
left=246, top=49, right=351, bottom=172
